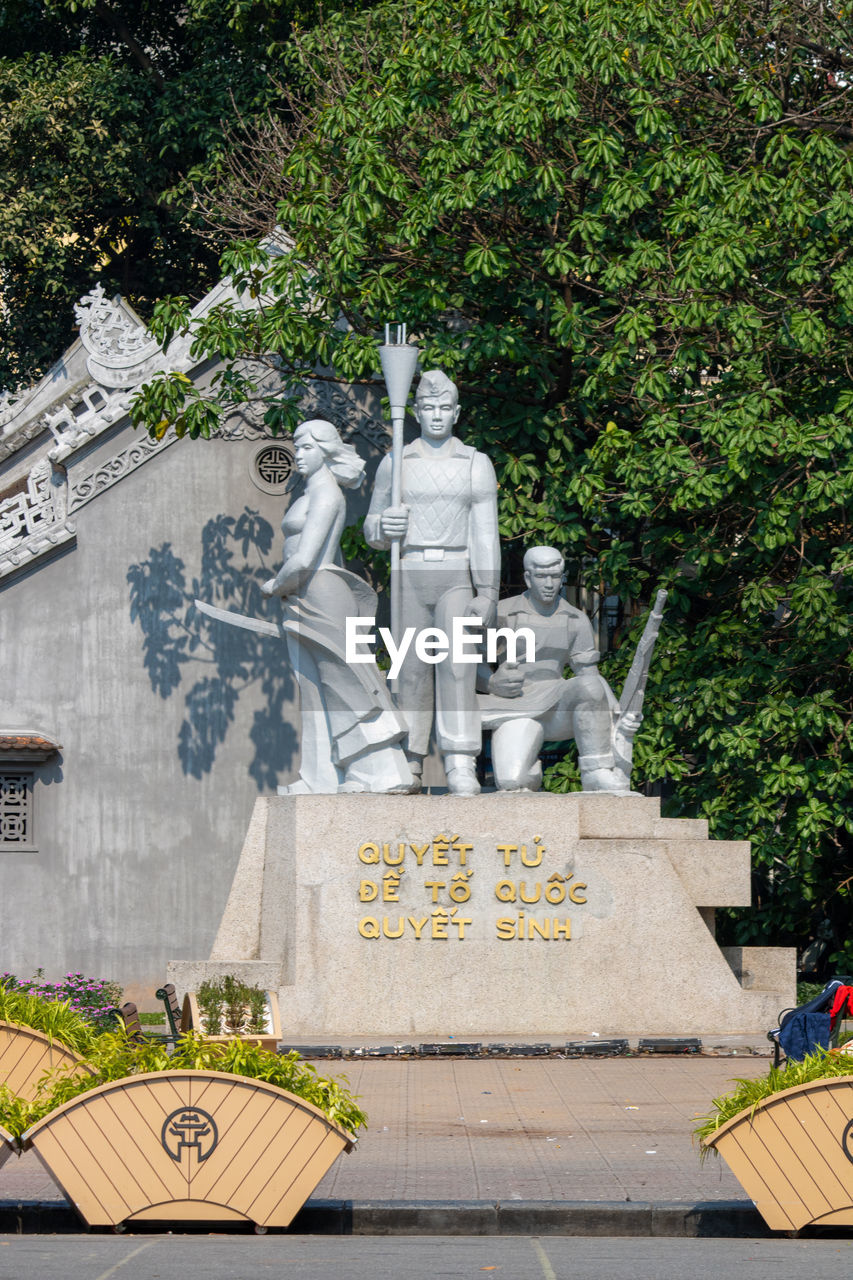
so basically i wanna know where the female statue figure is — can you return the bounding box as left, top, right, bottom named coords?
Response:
left=261, top=419, right=413, bottom=794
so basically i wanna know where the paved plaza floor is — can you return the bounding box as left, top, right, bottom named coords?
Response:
left=2, top=1053, right=768, bottom=1209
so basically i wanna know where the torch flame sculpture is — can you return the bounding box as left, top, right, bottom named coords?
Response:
left=378, top=323, right=419, bottom=653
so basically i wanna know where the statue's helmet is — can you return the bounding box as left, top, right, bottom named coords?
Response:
left=415, top=369, right=458, bottom=404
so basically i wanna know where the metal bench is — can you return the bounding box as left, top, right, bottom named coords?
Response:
left=768, top=976, right=853, bottom=1066
left=155, top=983, right=184, bottom=1043
left=113, top=1001, right=146, bottom=1044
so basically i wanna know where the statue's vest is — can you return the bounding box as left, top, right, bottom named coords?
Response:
left=401, top=441, right=475, bottom=551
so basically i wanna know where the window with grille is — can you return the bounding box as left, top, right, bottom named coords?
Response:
left=0, top=771, right=34, bottom=850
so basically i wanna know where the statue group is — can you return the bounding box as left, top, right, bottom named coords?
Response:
left=254, top=370, right=663, bottom=797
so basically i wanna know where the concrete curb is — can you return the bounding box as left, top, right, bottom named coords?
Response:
left=0, top=1202, right=79, bottom=1234
left=0, top=1197, right=771, bottom=1237
left=294, top=1199, right=772, bottom=1237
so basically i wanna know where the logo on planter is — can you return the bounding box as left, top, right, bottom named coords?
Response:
left=843, top=1119, right=853, bottom=1165
left=162, top=1107, right=219, bottom=1163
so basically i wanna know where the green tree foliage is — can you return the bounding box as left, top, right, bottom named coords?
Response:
left=134, top=0, right=853, bottom=969
left=0, top=0, right=362, bottom=389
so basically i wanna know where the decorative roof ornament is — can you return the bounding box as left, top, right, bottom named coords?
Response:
left=73, top=283, right=183, bottom=389
left=74, top=284, right=151, bottom=359
left=0, top=387, right=25, bottom=433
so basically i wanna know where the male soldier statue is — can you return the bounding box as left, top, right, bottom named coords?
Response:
left=478, top=545, right=630, bottom=793
left=365, top=370, right=500, bottom=795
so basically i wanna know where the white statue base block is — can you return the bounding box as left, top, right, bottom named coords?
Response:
left=169, top=793, right=795, bottom=1038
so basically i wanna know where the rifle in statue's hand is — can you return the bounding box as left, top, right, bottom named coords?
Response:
left=612, top=589, right=668, bottom=785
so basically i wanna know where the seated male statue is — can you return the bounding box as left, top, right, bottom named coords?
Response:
left=478, top=545, right=629, bottom=793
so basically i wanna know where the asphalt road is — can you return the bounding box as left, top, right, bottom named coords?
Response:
left=1, top=1234, right=852, bottom=1279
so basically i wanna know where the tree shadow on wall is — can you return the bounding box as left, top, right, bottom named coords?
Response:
left=127, top=508, right=296, bottom=789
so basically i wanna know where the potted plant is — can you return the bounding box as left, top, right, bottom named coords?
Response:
left=183, top=975, right=281, bottom=1052
left=0, top=983, right=98, bottom=1103
left=697, top=1048, right=853, bottom=1232
left=3, top=1026, right=365, bottom=1231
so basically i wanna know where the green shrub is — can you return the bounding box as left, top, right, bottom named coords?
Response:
left=0, top=970, right=122, bottom=1033
left=196, top=978, right=224, bottom=1035
left=195, top=975, right=270, bottom=1036
left=795, top=982, right=825, bottom=1005
left=0, top=983, right=101, bottom=1055
left=0, top=1025, right=367, bottom=1140
left=695, top=1048, right=853, bottom=1155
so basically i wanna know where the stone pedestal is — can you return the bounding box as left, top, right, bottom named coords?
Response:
left=169, top=793, right=795, bottom=1037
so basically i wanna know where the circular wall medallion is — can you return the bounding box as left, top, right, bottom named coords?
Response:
left=251, top=442, right=294, bottom=495
left=161, top=1107, right=219, bottom=1163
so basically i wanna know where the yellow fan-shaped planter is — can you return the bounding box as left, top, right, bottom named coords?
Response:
left=0, top=1123, right=16, bottom=1172
left=22, top=1069, right=355, bottom=1229
left=0, top=1021, right=92, bottom=1102
left=703, top=1074, right=853, bottom=1231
